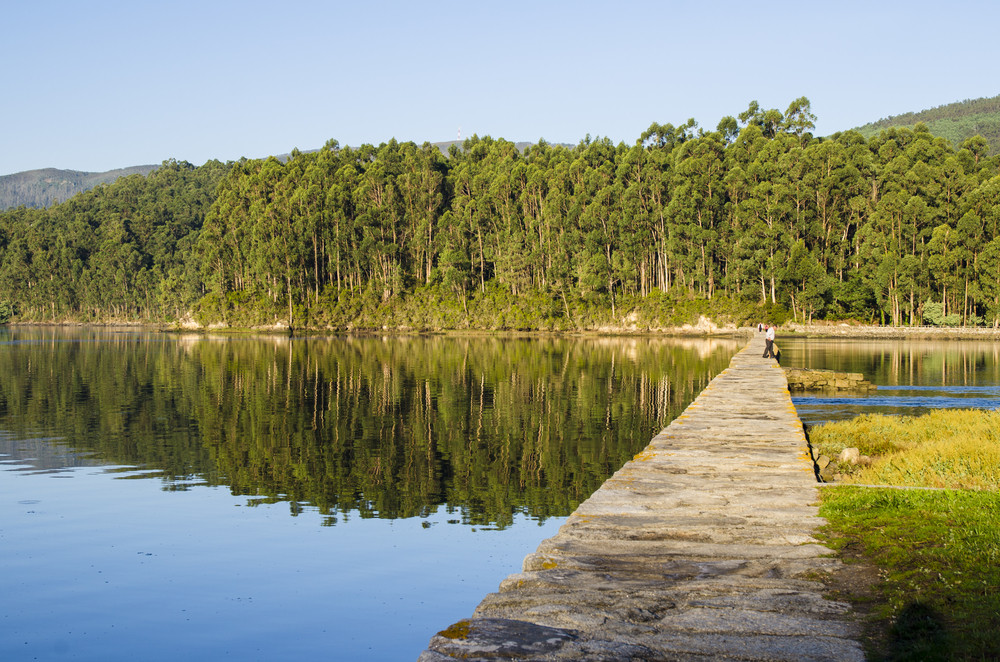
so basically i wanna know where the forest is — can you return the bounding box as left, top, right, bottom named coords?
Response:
left=2, top=97, right=1000, bottom=330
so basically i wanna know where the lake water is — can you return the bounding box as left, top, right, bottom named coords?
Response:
left=0, top=329, right=739, bottom=662
left=779, top=336, right=1000, bottom=425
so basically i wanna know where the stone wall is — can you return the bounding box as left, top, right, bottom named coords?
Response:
left=783, top=368, right=876, bottom=392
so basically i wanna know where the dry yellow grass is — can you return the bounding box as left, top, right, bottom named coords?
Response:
left=809, top=409, right=1000, bottom=490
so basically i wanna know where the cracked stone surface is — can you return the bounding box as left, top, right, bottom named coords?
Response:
left=418, top=336, right=865, bottom=662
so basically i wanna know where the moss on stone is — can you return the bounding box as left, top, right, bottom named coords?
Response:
left=437, top=619, right=472, bottom=640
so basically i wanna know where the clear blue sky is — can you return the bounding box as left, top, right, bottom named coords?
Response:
left=3, top=0, right=998, bottom=175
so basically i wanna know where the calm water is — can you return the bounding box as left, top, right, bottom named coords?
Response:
left=780, top=336, right=1000, bottom=425
left=0, top=329, right=739, bottom=662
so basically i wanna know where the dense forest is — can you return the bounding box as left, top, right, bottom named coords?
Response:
left=2, top=97, right=1000, bottom=330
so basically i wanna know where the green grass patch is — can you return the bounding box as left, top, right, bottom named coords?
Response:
left=813, top=409, right=1000, bottom=660
left=820, top=487, right=1000, bottom=661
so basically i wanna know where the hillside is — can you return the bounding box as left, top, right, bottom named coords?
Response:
left=0, top=165, right=158, bottom=210
left=854, top=94, right=1000, bottom=154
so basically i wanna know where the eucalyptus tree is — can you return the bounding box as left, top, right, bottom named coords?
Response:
left=574, top=137, right=624, bottom=313
left=803, top=132, right=868, bottom=281
left=477, top=137, right=530, bottom=295
left=616, top=143, right=655, bottom=296
left=197, top=160, right=256, bottom=311
left=351, top=141, right=406, bottom=300
left=737, top=101, right=785, bottom=139
left=0, top=210, right=43, bottom=316
left=781, top=96, right=817, bottom=143
left=953, top=211, right=985, bottom=323
left=857, top=127, right=942, bottom=325
left=979, top=236, right=1000, bottom=327
left=518, top=142, right=554, bottom=291
left=446, top=144, right=480, bottom=294
left=325, top=149, right=360, bottom=293
left=396, top=141, right=446, bottom=286
left=667, top=131, right=726, bottom=297
left=4, top=97, right=999, bottom=330
left=287, top=147, right=334, bottom=305
left=726, top=126, right=798, bottom=304
left=783, top=238, right=830, bottom=322
left=537, top=148, right=580, bottom=319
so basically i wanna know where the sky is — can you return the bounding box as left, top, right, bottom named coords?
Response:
left=3, top=0, right=999, bottom=175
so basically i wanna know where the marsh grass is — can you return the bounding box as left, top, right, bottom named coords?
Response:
left=813, top=410, right=1000, bottom=660
left=810, top=409, right=1000, bottom=490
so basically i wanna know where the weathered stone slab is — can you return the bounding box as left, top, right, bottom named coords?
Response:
left=785, top=366, right=877, bottom=392
left=419, top=336, right=864, bottom=662
left=418, top=618, right=577, bottom=661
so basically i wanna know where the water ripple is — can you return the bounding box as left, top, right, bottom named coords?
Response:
left=793, top=388, right=1000, bottom=425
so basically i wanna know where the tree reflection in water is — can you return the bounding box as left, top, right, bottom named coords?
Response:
left=0, top=329, right=739, bottom=527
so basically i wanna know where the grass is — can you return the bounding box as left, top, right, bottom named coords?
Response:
left=810, top=409, right=1000, bottom=490
left=810, top=410, right=1000, bottom=660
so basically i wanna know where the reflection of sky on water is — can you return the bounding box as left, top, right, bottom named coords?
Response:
left=0, top=431, right=104, bottom=474
left=1, top=329, right=738, bottom=662
left=877, top=384, right=1000, bottom=395
left=0, top=453, right=562, bottom=662
left=795, top=392, right=1000, bottom=425
left=793, top=382, right=1000, bottom=426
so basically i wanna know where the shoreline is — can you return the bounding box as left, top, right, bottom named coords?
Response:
left=6, top=320, right=1000, bottom=340
left=780, top=322, right=1000, bottom=340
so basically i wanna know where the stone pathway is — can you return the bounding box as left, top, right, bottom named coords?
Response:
left=419, top=336, right=865, bottom=661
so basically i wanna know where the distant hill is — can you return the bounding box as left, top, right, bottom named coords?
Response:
left=0, top=165, right=158, bottom=210
left=853, top=94, right=1000, bottom=154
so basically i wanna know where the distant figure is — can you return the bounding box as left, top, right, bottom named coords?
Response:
left=757, top=322, right=763, bottom=333
left=763, top=325, right=777, bottom=359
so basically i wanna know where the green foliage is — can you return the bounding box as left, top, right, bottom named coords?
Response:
left=0, top=165, right=159, bottom=210
left=0, top=159, right=230, bottom=323
left=0, top=300, right=13, bottom=323
left=2, top=98, right=1000, bottom=330
left=922, top=299, right=962, bottom=326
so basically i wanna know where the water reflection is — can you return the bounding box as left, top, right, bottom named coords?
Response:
left=0, top=328, right=740, bottom=527
left=781, top=338, right=1000, bottom=425
left=0, top=432, right=103, bottom=474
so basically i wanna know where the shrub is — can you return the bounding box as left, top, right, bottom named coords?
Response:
left=923, top=299, right=962, bottom=326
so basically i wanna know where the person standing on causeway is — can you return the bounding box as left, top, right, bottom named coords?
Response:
left=763, top=324, right=777, bottom=359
